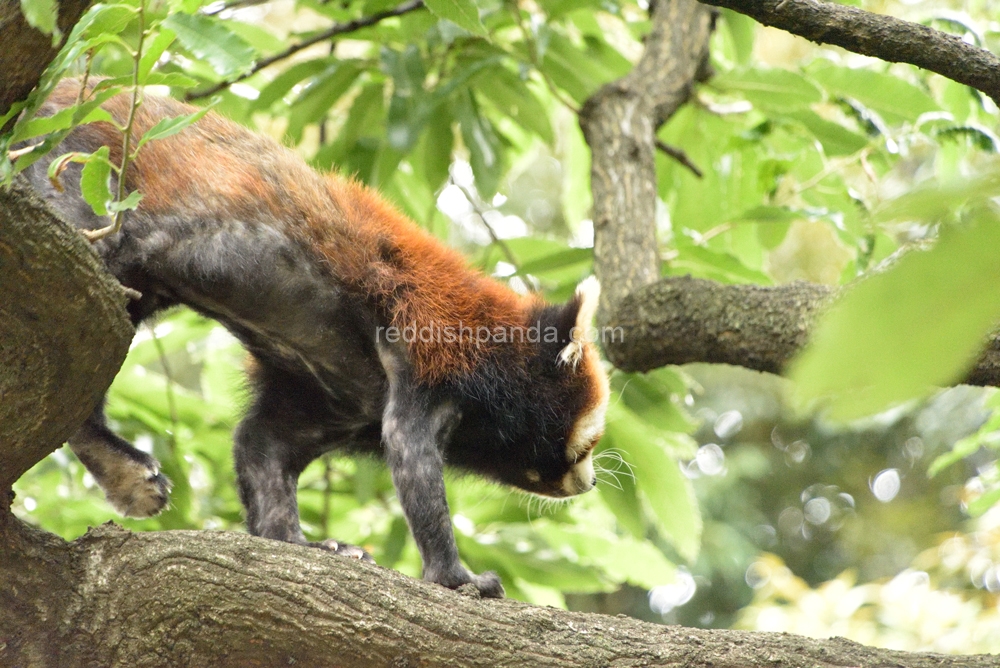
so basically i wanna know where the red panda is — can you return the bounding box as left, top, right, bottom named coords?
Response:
left=22, top=78, right=609, bottom=598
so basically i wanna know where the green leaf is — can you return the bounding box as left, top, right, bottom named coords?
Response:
left=286, top=61, right=362, bottom=143
left=455, top=89, right=504, bottom=197
left=138, top=28, right=177, bottom=82
left=783, top=109, right=870, bottom=157
left=721, top=9, right=755, bottom=66
left=423, top=0, right=486, bottom=36
left=251, top=58, right=332, bottom=111
left=19, top=0, right=60, bottom=44
left=967, top=486, right=1000, bottom=517
left=108, top=190, right=143, bottom=214
left=790, top=214, right=1000, bottom=420
left=713, top=68, right=822, bottom=111
left=80, top=146, right=113, bottom=216
left=605, top=402, right=702, bottom=562
left=808, top=62, right=940, bottom=124
left=475, top=66, right=553, bottom=144
left=134, top=105, right=215, bottom=152
left=163, top=13, right=257, bottom=79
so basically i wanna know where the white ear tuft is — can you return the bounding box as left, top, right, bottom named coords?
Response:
left=557, top=276, right=601, bottom=370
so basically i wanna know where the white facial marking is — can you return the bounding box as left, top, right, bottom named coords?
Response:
left=566, top=394, right=608, bottom=462
left=561, top=451, right=596, bottom=496
left=526, top=469, right=541, bottom=483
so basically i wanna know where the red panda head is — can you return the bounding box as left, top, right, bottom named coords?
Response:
left=465, top=276, right=609, bottom=499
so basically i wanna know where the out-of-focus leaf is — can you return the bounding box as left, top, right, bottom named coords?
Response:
left=424, top=0, right=486, bottom=36
left=809, top=62, right=940, bottom=124
left=20, top=0, right=60, bottom=43
left=783, top=109, right=869, bottom=157
left=714, top=68, right=822, bottom=111
left=790, top=213, right=1000, bottom=420
left=721, top=9, right=755, bottom=66
left=605, top=402, right=702, bottom=563
left=252, top=58, right=332, bottom=111
left=163, top=12, right=257, bottom=79
left=475, top=66, right=553, bottom=144
left=286, top=61, right=362, bottom=143
left=455, top=89, right=504, bottom=196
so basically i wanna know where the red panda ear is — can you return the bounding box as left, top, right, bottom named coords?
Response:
left=557, top=276, right=600, bottom=370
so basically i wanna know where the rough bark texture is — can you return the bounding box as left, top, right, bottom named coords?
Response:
left=579, top=0, right=714, bottom=322
left=0, top=0, right=92, bottom=123
left=700, top=0, right=1000, bottom=107
left=2, top=517, right=998, bottom=668
left=604, top=276, right=1000, bottom=386
left=604, top=276, right=833, bottom=374
left=0, top=181, right=134, bottom=492
left=604, top=276, right=1000, bottom=387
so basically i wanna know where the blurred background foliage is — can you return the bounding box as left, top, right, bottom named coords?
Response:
left=7, top=0, right=1000, bottom=654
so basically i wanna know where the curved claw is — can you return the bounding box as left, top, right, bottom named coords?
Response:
left=310, top=538, right=376, bottom=563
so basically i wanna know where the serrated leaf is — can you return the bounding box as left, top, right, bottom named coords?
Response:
left=134, top=105, right=214, bottom=152
left=138, top=28, right=177, bottom=82
left=163, top=13, right=257, bottom=79
left=423, top=0, right=486, bottom=36
left=80, top=146, right=113, bottom=216
left=789, top=214, right=1000, bottom=420
left=108, top=190, right=143, bottom=213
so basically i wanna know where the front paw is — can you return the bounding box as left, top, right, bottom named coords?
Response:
left=309, top=538, right=376, bottom=563
left=104, top=457, right=172, bottom=518
left=425, top=566, right=505, bottom=598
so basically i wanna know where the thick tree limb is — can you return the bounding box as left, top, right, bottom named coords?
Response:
left=700, top=0, right=1000, bottom=107
left=0, top=181, right=133, bottom=493
left=2, top=517, right=998, bottom=667
left=0, top=0, right=91, bottom=126
left=604, top=275, right=1000, bottom=388
left=579, top=0, right=714, bottom=321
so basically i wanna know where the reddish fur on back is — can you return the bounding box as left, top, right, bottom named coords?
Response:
left=47, top=79, right=541, bottom=383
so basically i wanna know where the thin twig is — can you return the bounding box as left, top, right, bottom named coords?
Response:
left=452, top=179, right=531, bottom=289
left=508, top=0, right=579, bottom=113
left=655, top=139, right=703, bottom=178
left=202, top=0, right=272, bottom=16
left=186, top=0, right=426, bottom=101
left=83, top=2, right=147, bottom=242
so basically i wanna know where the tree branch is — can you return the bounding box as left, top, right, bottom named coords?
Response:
left=700, top=0, right=1000, bottom=107
left=186, top=0, right=425, bottom=101
left=579, top=0, right=715, bottom=322
left=603, top=275, right=1000, bottom=388
left=2, top=517, right=998, bottom=667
